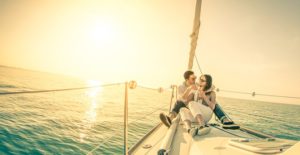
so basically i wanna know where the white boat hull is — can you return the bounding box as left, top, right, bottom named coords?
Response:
left=129, top=119, right=298, bottom=155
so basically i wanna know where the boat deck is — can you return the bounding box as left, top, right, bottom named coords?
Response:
left=129, top=120, right=297, bottom=155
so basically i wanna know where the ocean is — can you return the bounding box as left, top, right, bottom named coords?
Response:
left=0, top=66, right=299, bottom=155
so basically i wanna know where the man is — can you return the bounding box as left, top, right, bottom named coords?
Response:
left=159, top=70, right=197, bottom=127
left=160, top=71, right=239, bottom=129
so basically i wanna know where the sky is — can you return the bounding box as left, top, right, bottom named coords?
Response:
left=0, top=0, right=299, bottom=104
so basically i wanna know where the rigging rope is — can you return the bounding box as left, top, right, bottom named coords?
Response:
left=0, top=83, right=122, bottom=95
left=194, top=54, right=203, bottom=75
left=138, top=85, right=171, bottom=92
left=210, top=125, right=244, bottom=138
left=0, top=83, right=171, bottom=96
left=255, top=93, right=300, bottom=99
left=217, top=89, right=300, bottom=99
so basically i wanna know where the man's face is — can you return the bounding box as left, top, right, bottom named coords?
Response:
left=187, top=74, right=197, bottom=85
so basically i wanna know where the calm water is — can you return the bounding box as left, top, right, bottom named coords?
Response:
left=0, top=66, right=299, bottom=155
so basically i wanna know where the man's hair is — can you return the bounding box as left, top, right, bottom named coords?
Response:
left=184, top=70, right=194, bottom=80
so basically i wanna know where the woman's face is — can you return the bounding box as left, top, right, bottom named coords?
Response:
left=199, top=75, right=207, bottom=88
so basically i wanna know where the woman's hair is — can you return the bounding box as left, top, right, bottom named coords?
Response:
left=202, top=74, right=212, bottom=91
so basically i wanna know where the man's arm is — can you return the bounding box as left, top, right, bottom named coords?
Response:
left=185, top=91, right=195, bottom=103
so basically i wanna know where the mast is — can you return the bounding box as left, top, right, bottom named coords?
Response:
left=187, top=0, right=203, bottom=70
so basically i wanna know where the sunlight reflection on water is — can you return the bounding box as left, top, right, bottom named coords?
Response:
left=80, top=80, right=102, bottom=142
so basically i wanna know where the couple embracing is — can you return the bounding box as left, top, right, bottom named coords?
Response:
left=160, top=71, right=239, bottom=137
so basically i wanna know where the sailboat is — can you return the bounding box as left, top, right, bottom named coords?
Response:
left=0, top=1, right=298, bottom=154
left=128, top=0, right=300, bottom=154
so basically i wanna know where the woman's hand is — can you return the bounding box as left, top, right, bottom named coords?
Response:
left=188, top=84, right=197, bottom=91
left=198, top=89, right=206, bottom=98
left=182, top=84, right=198, bottom=102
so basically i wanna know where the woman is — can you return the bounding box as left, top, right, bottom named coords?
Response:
left=179, top=74, right=216, bottom=137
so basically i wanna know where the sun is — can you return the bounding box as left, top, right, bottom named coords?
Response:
left=87, top=19, right=118, bottom=46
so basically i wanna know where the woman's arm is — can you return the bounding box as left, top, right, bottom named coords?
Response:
left=200, top=91, right=216, bottom=110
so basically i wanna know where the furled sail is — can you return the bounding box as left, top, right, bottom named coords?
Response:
left=188, top=0, right=202, bottom=70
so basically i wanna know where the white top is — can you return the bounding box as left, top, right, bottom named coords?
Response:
left=177, top=82, right=188, bottom=102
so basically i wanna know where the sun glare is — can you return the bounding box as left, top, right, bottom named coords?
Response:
left=80, top=79, right=102, bottom=142
left=87, top=20, right=118, bottom=46
left=86, top=80, right=102, bottom=97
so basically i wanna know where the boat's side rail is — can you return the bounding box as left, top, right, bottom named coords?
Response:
left=128, top=123, right=162, bottom=155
